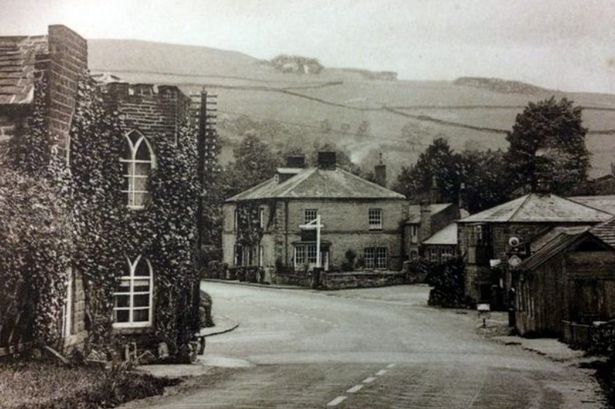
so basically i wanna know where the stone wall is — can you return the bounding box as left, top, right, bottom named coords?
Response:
left=321, top=270, right=406, bottom=290
left=103, top=83, right=192, bottom=145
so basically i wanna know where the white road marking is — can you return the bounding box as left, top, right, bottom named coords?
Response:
left=386, top=363, right=396, bottom=368
left=362, top=376, right=376, bottom=384
left=347, top=384, right=363, bottom=393
left=327, top=396, right=347, bottom=406
left=376, top=369, right=387, bottom=376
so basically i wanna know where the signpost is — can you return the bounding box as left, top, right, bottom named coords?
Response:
left=299, top=214, right=323, bottom=268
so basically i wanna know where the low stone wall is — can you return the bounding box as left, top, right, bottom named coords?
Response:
left=321, top=270, right=406, bottom=290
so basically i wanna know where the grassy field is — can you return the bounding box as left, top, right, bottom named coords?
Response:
left=89, top=39, right=615, bottom=180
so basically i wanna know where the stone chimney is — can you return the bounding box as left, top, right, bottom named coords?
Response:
left=317, top=151, right=336, bottom=170
left=429, top=175, right=441, bottom=204
left=277, top=154, right=306, bottom=183
left=47, top=25, right=88, bottom=160
left=374, top=153, right=386, bottom=187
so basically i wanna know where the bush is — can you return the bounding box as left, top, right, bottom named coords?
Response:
left=228, top=267, right=237, bottom=280
left=426, top=257, right=466, bottom=308
left=342, top=249, right=357, bottom=271
left=236, top=267, right=246, bottom=282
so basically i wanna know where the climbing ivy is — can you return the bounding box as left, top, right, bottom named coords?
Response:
left=69, top=72, right=201, bottom=360
left=0, top=75, right=73, bottom=349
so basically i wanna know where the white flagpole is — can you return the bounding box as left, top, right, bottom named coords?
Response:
left=316, top=214, right=321, bottom=268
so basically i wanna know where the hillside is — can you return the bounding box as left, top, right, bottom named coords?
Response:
left=88, top=39, right=615, bottom=180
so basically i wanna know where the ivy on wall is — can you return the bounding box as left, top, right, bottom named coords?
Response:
left=236, top=203, right=264, bottom=247
left=0, top=75, right=72, bottom=349
left=69, top=73, right=202, bottom=360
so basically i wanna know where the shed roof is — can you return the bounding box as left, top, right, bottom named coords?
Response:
left=0, top=35, right=48, bottom=105
left=459, top=193, right=613, bottom=223
left=226, top=167, right=406, bottom=202
left=423, top=223, right=458, bottom=245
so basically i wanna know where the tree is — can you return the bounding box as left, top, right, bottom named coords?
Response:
left=458, top=149, right=509, bottom=213
left=394, top=138, right=460, bottom=203
left=226, top=133, right=281, bottom=197
left=505, top=97, right=589, bottom=194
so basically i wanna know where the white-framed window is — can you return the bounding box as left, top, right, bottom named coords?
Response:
left=259, top=207, right=265, bottom=229
left=307, top=244, right=318, bottom=263
left=441, top=247, right=454, bottom=260
left=113, top=255, right=154, bottom=328
left=305, top=209, right=318, bottom=224
left=364, top=247, right=388, bottom=269
left=120, top=130, right=155, bottom=210
left=369, top=208, right=383, bottom=230
left=410, top=224, right=418, bottom=243
left=295, top=245, right=306, bottom=265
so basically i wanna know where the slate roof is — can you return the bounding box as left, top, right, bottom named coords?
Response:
left=423, top=223, right=458, bottom=246
left=0, top=35, right=48, bottom=105
left=569, top=195, right=615, bottom=216
left=226, top=167, right=406, bottom=202
left=517, top=226, right=592, bottom=271
left=590, top=217, right=615, bottom=248
left=406, top=203, right=453, bottom=224
left=459, top=193, right=614, bottom=223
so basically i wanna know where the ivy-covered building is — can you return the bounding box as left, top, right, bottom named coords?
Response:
left=0, top=25, right=205, bottom=362
left=223, top=152, right=408, bottom=284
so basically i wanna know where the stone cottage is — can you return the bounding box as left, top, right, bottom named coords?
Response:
left=457, top=192, right=613, bottom=307
left=222, top=152, right=408, bottom=284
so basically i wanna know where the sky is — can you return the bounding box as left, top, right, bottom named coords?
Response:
left=1, top=0, right=614, bottom=93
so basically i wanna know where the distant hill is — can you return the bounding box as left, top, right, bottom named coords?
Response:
left=453, top=77, right=552, bottom=95
left=88, top=39, right=615, bottom=180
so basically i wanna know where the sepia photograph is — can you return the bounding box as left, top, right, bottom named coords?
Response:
left=0, top=1, right=614, bottom=407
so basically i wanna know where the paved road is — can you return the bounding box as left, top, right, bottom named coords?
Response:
left=138, top=282, right=604, bottom=408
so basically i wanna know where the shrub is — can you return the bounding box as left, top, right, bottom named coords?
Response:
left=426, top=256, right=466, bottom=308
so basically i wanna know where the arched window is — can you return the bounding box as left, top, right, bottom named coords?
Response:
left=120, top=130, right=155, bottom=209
left=113, top=255, right=154, bottom=328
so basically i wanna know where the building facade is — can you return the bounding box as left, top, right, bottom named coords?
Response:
left=222, top=153, right=408, bottom=284
left=458, top=193, right=613, bottom=307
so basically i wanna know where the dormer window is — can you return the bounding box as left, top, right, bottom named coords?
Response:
left=120, top=130, right=155, bottom=209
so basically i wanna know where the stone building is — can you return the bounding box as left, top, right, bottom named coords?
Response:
left=422, top=222, right=459, bottom=263
left=222, top=152, right=407, bottom=284
left=457, top=193, right=613, bottom=307
left=0, top=25, right=206, bottom=359
left=0, top=25, right=88, bottom=351
left=403, top=202, right=460, bottom=260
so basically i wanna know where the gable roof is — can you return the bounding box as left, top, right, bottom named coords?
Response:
left=517, top=226, right=594, bottom=271
left=459, top=193, right=613, bottom=223
left=226, top=167, right=406, bottom=202
left=590, top=217, right=615, bottom=248
left=0, top=35, right=48, bottom=105
left=406, top=203, right=453, bottom=224
left=423, top=223, right=458, bottom=245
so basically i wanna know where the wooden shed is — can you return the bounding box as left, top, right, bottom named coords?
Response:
left=513, top=223, right=615, bottom=337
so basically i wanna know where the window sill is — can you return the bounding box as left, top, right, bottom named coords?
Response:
left=369, top=227, right=383, bottom=231
left=112, top=324, right=153, bottom=335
